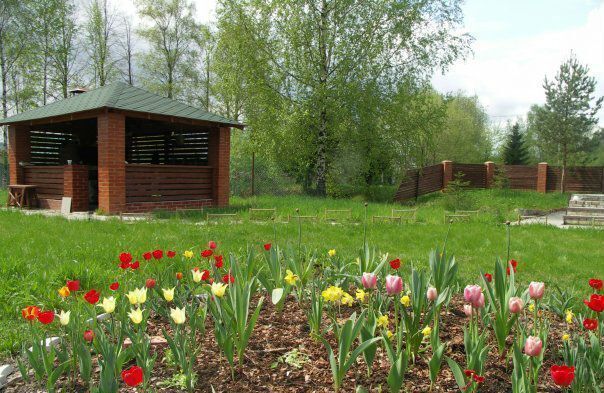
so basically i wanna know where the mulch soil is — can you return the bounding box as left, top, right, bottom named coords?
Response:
left=5, top=294, right=573, bottom=392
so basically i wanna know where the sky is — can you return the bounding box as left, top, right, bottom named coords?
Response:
left=97, top=0, right=604, bottom=128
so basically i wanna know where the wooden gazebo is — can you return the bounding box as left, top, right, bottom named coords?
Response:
left=0, top=82, right=243, bottom=214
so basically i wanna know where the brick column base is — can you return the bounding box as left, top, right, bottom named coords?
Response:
left=64, top=165, right=89, bottom=212
left=484, top=161, right=495, bottom=188
left=97, top=112, right=126, bottom=214
left=8, top=125, right=30, bottom=184
left=208, top=127, right=231, bottom=206
left=442, top=160, right=453, bottom=190
left=537, top=162, right=548, bottom=193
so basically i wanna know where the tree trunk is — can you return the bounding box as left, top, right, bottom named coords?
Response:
left=561, top=144, right=567, bottom=193
left=315, top=0, right=329, bottom=196
left=1, top=38, right=8, bottom=186
left=316, top=109, right=327, bottom=195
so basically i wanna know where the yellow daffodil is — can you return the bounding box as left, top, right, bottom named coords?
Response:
left=183, top=250, right=194, bottom=259
left=528, top=303, right=535, bottom=312
left=162, top=287, right=175, bottom=302
left=126, top=287, right=147, bottom=305
left=128, top=308, right=143, bottom=324
left=211, top=282, right=227, bottom=298
left=170, top=307, right=186, bottom=325
left=328, top=249, right=336, bottom=257
left=191, top=269, right=204, bottom=283
left=386, top=330, right=394, bottom=339
left=565, top=309, right=574, bottom=324
left=284, top=270, right=299, bottom=286
left=422, top=326, right=432, bottom=337
left=58, top=286, right=70, bottom=298
left=321, top=286, right=344, bottom=303
left=355, top=289, right=366, bottom=303
left=100, top=297, right=116, bottom=314
left=341, top=293, right=354, bottom=307
left=562, top=333, right=570, bottom=341
left=400, top=295, right=411, bottom=307
left=58, top=310, right=70, bottom=326
left=377, top=314, right=389, bottom=329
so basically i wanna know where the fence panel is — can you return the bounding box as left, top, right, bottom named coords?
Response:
left=452, top=163, right=486, bottom=188
left=394, top=164, right=443, bottom=202
left=501, top=165, right=537, bottom=190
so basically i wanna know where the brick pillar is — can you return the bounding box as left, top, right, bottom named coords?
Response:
left=7, top=125, right=30, bottom=184
left=536, top=162, right=548, bottom=193
left=484, top=161, right=495, bottom=188
left=442, top=160, right=453, bottom=190
left=208, top=127, right=231, bottom=206
left=97, top=112, right=125, bottom=213
left=64, top=165, right=89, bottom=212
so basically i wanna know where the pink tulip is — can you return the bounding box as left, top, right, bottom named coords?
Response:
left=463, top=304, right=473, bottom=317
left=529, top=282, right=545, bottom=300
left=509, top=297, right=524, bottom=314
left=464, top=285, right=482, bottom=304
left=361, top=272, right=377, bottom=289
left=426, top=287, right=438, bottom=301
left=473, top=292, right=485, bottom=309
left=385, top=275, right=403, bottom=296
left=524, top=336, right=542, bottom=357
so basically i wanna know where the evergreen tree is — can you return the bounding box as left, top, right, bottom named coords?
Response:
left=502, top=123, right=529, bottom=165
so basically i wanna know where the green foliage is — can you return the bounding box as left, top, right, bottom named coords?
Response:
left=442, top=172, right=476, bottom=211
left=562, top=332, right=604, bottom=392
left=503, top=123, right=529, bottom=165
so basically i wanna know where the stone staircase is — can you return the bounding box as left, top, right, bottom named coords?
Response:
left=563, top=194, right=604, bottom=226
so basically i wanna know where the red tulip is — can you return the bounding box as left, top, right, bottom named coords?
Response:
left=22, top=306, right=40, bottom=321
left=550, top=365, right=575, bottom=387
left=167, top=250, right=176, bottom=258
left=263, top=243, right=271, bottom=251
left=584, top=294, right=604, bottom=312
left=121, top=365, right=143, bottom=387
left=222, top=274, right=235, bottom=284
left=119, top=252, right=132, bottom=264
left=142, top=252, right=152, bottom=260
left=464, top=369, right=475, bottom=377
left=83, top=329, right=95, bottom=343
left=208, top=240, right=217, bottom=250
left=66, top=280, right=80, bottom=292
left=484, top=273, right=492, bottom=283
left=119, top=260, right=130, bottom=269
left=583, top=318, right=598, bottom=331
left=37, top=311, right=55, bottom=325
left=506, top=259, right=518, bottom=275
left=130, top=261, right=140, bottom=270
left=110, top=282, right=119, bottom=291
left=145, top=278, right=156, bottom=289
left=84, top=289, right=100, bottom=305
left=152, top=249, right=163, bottom=260
left=389, top=258, right=401, bottom=270
left=472, top=374, right=485, bottom=383
left=589, top=278, right=603, bottom=291
left=201, top=269, right=210, bottom=281
left=201, top=249, right=213, bottom=258
left=214, top=255, right=224, bottom=268
left=176, top=272, right=183, bottom=280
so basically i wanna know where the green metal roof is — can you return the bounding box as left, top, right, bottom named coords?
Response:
left=0, top=82, right=243, bottom=128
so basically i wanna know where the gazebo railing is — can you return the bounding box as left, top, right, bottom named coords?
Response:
left=23, top=165, right=65, bottom=200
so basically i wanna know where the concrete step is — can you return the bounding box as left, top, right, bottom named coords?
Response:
left=563, top=215, right=604, bottom=226
left=566, top=207, right=604, bottom=216
left=569, top=194, right=604, bottom=208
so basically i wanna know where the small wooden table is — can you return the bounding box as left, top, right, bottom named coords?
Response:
left=7, top=185, right=38, bottom=209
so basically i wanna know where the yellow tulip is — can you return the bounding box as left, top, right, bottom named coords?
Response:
left=58, top=286, right=70, bottom=298
left=58, top=310, right=70, bottom=326
left=341, top=293, right=354, bottom=307
left=100, top=297, right=116, bottom=314
left=528, top=303, right=535, bottom=312
left=386, top=330, right=394, bottom=339
left=565, top=309, right=574, bottom=324
left=162, top=287, right=175, bottom=302
left=377, top=314, right=389, bottom=329
left=321, top=286, right=344, bottom=303
left=328, top=249, right=336, bottom=257
left=126, top=288, right=147, bottom=305
left=128, top=308, right=143, bottom=324
left=191, top=269, right=204, bottom=283
left=170, top=307, right=186, bottom=325
left=562, top=333, right=570, bottom=341
left=183, top=250, right=194, bottom=259
left=355, top=289, right=366, bottom=302
left=422, top=326, right=432, bottom=337
left=284, top=270, right=299, bottom=286
left=400, top=295, right=411, bottom=307
left=211, top=282, right=227, bottom=298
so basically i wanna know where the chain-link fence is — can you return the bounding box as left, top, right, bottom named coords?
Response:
left=0, top=158, right=7, bottom=188
left=230, top=153, right=302, bottom=197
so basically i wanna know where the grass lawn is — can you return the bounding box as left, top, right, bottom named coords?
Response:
left=0, top=188, right=602, bottom=357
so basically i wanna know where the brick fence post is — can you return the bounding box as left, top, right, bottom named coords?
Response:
left=97, top=111, right=126, bottom=213
left=64, top=165, right=89, bottom=212
left=536, top=162, right=548, bottom=193
left=484, top=161, right=495, bottom=188
left=442, top=160, right=453, bottom=190
left=7, top=125, right=30, bottom=184
left=208, top=127, right=231, bottom=206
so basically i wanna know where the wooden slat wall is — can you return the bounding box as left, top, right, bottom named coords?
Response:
left=452, top=163, right=486, bottom=188
left=23, top=165, right=64, bottom=199
left=126, top=164, right=213, bottom=203
left=394, top=164, right=443, bottom=201
left=501, top=165, right=537, bottom=190
left=29, top=130, right=73, bottom=165
left=126, top=131, right=209, bottom=165
left=547, top=166, right=604, bottom=192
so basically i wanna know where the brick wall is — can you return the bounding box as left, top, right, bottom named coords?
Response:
left=97, top=112, right=126, bottom=213
left=208, top=127, right=230, bottom=206
left=7, top=125, right=30, bottom=184
left=63, top=165, right=89, bottom=212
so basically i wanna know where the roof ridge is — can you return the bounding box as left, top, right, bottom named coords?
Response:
left=105, top=82, right=128, bottom=107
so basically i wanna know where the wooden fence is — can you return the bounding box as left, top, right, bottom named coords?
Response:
left=23, top=165, right=64, bottom=200
left=394, top=161, right=604, bottom=202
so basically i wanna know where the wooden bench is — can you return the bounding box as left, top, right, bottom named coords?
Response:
left=325, top=209, right=352, bottom=222
left=249, top=208, right=276, bottom=221
left=7, top=185, right=38, bottom=209
left=207, top=213, right=238, bottom=222
left=372, top=215, right=402, bottom=223
left=392, top=208, right=417, bottom=223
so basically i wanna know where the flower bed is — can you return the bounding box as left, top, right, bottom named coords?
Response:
left=7, top=238, right=604, bottom=392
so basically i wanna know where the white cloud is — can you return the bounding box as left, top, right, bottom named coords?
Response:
left=432, top=2, right=604, bottom=126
